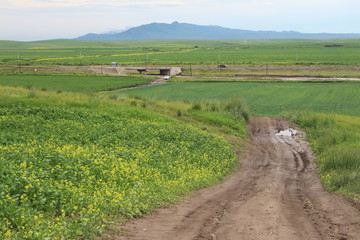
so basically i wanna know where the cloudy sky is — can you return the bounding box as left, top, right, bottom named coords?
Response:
left=1, top=0, right=360, bottom=41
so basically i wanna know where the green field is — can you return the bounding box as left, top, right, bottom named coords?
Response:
left=0, top=86, right=242, bottom=239
left=115, top=82, right=360, bottom=116
left=0, top=74, right=153, bottom=92
left=177, top=66, right=360, bottom=78
left=1, top=39, right=360, bottom=239
left=2, top=39, right=360, bottom=66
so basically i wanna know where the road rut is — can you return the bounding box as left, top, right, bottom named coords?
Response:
left=111, top=117, right=360, bottom=240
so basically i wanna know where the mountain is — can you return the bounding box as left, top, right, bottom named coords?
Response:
left=75, top=22, right=360, bottom=40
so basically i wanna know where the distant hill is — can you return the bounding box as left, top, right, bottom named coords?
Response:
left=76, top=22, right=360, bottom=40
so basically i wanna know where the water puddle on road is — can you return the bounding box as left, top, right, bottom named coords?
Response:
left=275, top=128, right=298, bottom=137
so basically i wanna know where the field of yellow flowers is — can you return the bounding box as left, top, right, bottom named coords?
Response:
left=0, top=87, right=238, bottom=239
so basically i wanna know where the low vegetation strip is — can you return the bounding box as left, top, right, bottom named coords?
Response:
left=0, top=87, right=237, bottom=239
left=0, top=74, right=154, bottom=93
left=285, top=111, right=360, bottom=201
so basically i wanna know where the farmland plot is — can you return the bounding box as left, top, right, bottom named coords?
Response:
left=116, top=82, right=360, bottom=116
left=0, top=87, right=237, bottom=239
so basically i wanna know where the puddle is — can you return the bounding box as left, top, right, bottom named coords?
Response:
left=275, top=128, right=298, bottom=137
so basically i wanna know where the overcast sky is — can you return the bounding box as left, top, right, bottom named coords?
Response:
left=1, top=0, right=360, bottom=41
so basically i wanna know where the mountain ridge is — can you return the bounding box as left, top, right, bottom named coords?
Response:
left=76, top=22, right=360, bottom=40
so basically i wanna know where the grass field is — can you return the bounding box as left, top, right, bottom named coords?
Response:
left=285, top=111, right=360, bottom=201
left=115, top=82, right=360, bottom=116
left=0, top=74, right=153, bottom=92
left=2, top=39, right=360, bottom=66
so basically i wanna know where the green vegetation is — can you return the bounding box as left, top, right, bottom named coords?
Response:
left=285, top=112, right=360, bottom=201
left=0, top=39, right=359, bottom=238
left=116, top=82, right=360, bottom=117
left=0, top=86, right=247, bottom=239
left=176, top=66, right=360, bottom=79
left=115, top=79, right=360, bottom=203
left=2, top=39, right=360, bottom=67
left=0, top=74, right=153, bottom=92
left=184, top=98, right=248, bottom=138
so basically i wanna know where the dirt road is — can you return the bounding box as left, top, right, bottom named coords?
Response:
left=112, top=117, right=360, bottom=240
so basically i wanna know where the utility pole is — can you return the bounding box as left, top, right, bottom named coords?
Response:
left=190, top=63, right=193, bottom=76
left=79, top=50, right=82, bottom=65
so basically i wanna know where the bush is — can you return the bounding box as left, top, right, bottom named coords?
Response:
left=191, top=102, right=202, bottom=111
left=177, top=110, right=182, bottom=117
left=224, top=96, right=249, bottom=122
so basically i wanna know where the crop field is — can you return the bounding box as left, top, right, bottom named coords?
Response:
left=2, top=39, right=360, bottom=66
left=178, top=66, right=360, bottom=78
left=0, top=74, right=153, bottom=92
left=115, top=82, right=360, bottom=116
left=0, top=86, right=241, bottom=239
left=1, top=38, right=360, bottom=239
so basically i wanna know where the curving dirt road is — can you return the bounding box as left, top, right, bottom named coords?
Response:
left=110, top=117, right=360, bottom=240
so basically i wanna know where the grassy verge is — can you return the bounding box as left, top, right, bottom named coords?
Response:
left=0, top=86, right=247, bottom=239
left=115, top=96, right=249, bottom=140
left=284, top=111, right=360, bottom=201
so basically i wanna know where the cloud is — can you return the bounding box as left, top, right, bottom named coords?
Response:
left=2, top=0, right=185, bottom=9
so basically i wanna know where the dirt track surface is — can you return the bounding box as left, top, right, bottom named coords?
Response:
left=112, top=117, right=360, bottom=240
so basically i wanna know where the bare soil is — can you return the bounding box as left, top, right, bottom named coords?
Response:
left=104, top=117, right=360, bottom=240
left=131, top=77, right=166, bottom=87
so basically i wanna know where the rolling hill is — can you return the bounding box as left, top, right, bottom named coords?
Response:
left=76, top=21, right=360, bottom=40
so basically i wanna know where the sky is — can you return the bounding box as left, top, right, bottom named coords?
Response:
left=1, top=0, right=360, bottom=41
